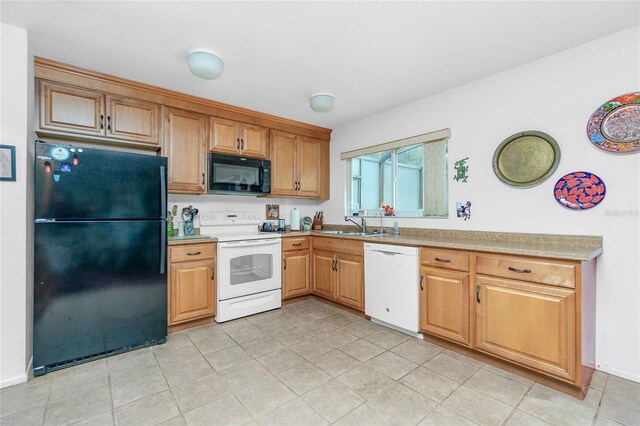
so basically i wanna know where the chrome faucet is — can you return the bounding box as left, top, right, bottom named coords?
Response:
left=345, top=216, right=366, bottom=232
left=375, top=210, right=385, bottom=235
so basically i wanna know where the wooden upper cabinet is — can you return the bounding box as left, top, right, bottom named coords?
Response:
left=270, top=130, right=298, bottom=195
left=475, top=275, right=576, bottom=381
left=39, top=80, right=162, bottom=145
left=297, top=136, right=322, bottom=197
left=165, top=107, right=207, bottom=193
left=240, top=123, right=269, bottom=158
left=270, top=130, right=328, bottom=199
left=39, top=80, right=105, bottom=136
left=210, top=117, right=268, bottom=159
left=210, top=117, right=242, bottom=155
left=105, top=95, right=162, bottom=145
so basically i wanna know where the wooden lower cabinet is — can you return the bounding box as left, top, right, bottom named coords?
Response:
left=335, top=254, right=365, bottom=310
left=282, top=249, right=311, bottom=299
left=312, top=249, right=336, bottom=300
left=311, top=239, right=364, bottom=311
left=475, top=275, right=576, bottom=381
left=168, top=243, right=216, bottom=330
left=419, top=267, right=470, bottom=345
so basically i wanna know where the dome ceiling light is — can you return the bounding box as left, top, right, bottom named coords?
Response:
left=310, top=93, right=335, bottom=113
left=187, top=48, right=224, bottom=80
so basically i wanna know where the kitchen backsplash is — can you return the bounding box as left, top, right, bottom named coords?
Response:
left=168, top=194, right=323, bottom=229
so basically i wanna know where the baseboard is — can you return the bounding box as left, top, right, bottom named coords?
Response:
left=0, top=371, right=28, bottom=389
left=598, top=364, right=640, bottom=383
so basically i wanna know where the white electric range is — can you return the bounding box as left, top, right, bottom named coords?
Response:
left=199, top=211, right=282, bottom=322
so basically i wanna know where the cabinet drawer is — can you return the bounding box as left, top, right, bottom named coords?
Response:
left=312, top=237, right=364, bottom=256
left=421, top=247, right=470, bottom=272
left=476, top=254, right=575, bottom=289
left=283, top=237, right=309, bottom=251
left=170, top=243, right=216, bottom=262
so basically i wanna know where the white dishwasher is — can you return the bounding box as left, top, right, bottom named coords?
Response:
left=364, top=243, right=420, bottom=335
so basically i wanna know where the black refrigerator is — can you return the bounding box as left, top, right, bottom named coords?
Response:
left=34, top=142, right=167, bottom=376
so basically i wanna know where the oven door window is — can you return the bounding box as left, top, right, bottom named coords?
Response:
left=230, top=253, right=273, bottom=285
left=213, top=163, right=260, bottom=192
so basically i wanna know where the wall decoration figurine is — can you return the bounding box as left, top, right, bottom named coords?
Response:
left=587, top=92, right=640, bottom=153
left=554, top=172, right=606, bottom=210
left=266, top=204, right=280, bottom=220
left=492, top=131, right=560, bottom=188
left=456, top=201, right=471, bottom=220
left=453, top=157, right=469, bottom=182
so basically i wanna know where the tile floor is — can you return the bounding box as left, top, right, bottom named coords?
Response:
left=1, top=298, right=639, bottom=426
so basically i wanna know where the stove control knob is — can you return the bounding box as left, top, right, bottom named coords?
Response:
left=243, top=214, right=247, bottom=219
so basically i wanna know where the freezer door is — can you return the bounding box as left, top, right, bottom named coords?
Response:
left=35, top=142, right=167, bottom=220
left=34, top=220, right=167, bottom=374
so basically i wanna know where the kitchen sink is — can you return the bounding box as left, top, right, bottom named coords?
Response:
left=319, top=230, right=386, bottom=237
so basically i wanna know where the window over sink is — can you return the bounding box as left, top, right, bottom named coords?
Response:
left=342, top=129, right=449, bottom=218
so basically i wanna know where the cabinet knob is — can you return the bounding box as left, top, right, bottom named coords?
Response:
left=107, top=115, right=111, bottom=132
left=283, top=259, right=287, bottom=270
left=187, top=251, right=202, bottom=256
left=435, top=257, right=451, bottom=263
left=420, top=275, right=424, bottom=291
left=476, top=285, right=481, bottom=304
left=100, top=115, right=104, bottom=130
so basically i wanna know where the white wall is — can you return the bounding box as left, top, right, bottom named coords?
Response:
left=0, top=23, right=32, bottom=388
left=322, top=27, right=640, bottom=381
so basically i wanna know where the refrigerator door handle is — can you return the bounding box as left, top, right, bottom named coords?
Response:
left=160, top=165, right=167, bottom=274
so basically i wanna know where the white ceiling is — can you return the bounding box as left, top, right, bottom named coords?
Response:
left=1, top=1, right=638, bottom=129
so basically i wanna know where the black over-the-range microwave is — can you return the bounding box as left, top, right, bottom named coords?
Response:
left=208, top=153, right=271, bottom=195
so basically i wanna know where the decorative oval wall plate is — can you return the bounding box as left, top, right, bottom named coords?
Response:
left=492, top=131, right=561, bottom=188
left=554, top=171, right=605, bottom=210
left=587, top=92, right=640, bottom=153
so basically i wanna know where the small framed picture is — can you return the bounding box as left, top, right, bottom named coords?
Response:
left=0, top=145, right=16, bottom=181
left=266, top=204, right=280, bottom=220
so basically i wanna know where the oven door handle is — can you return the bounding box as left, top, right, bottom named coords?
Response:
left=218, top=239, right=281, bottom=248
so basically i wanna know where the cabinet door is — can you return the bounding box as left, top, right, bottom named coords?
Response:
left=210, top=117, right=241, bottom=155
left=336, top=254, right=364, bottom=310
left=475, top=275, right=576, bottom=381
left=283, top=249, right=310, bottom=299
left=39, top=80, right=105, bottom=136
left=420, top=267, right=470, bottom=345
left=312, top=249, right=336, bottom=300
left=169, top=259, right=215, bottom=325
left=296, top=136, right=322, bottom=197
left=270, top=131, right=297, bottom=196
left=165, top=108, right=207, bottom=193
left=106, top=95, right=161, bottom=145
left=240, top=123, right=269, bottom=159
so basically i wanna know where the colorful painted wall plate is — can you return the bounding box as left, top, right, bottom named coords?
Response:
left=493, top=130, right=561, bottom=188
left=554, top=171, right=605, bottom=210
left=587, top=92, right=640, bottom=153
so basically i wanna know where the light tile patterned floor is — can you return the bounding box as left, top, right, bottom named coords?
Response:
left=1, top=299, right=639, bottom=426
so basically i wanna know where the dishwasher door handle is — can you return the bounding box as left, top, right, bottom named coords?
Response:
left=372, top=250, right=399, bottom=256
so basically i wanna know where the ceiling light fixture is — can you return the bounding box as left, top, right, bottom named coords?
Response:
left=187, top=49, right=224, bottom=80
left=310, top=93, right=335, bottom=113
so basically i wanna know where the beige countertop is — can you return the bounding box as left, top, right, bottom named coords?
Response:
left=169, top=227, right=602, bottom=261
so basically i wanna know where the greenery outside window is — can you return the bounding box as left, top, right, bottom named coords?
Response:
left=342, top=129, right=449, bottom=218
